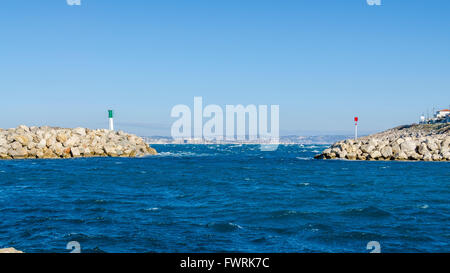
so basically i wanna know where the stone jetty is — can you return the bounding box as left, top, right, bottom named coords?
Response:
left=315, top=123, right=449, bottom=161
left=0, top=125, right=157, bottom=159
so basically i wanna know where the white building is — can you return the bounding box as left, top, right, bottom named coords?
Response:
left=420, top=108, right=450, bottom=124
left=420, top=115, right=426, bottom=124
left=435, top=109, right=450, bottom=119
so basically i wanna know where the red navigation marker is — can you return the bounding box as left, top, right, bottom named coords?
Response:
left=354, top=117, right=358, bottom=122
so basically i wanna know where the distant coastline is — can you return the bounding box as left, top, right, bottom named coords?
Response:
left=143, top=135, right=353, bottom=145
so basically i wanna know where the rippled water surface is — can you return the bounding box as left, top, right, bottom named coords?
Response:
left=0, top=144, right=449, bottom=252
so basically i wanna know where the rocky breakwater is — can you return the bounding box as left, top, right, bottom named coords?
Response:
left=0, top=125, right=157, bottom=159
left=315, top=123, right=450, bottom=161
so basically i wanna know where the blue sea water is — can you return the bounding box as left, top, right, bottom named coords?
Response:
left=0, top=144, right=449, bottom=253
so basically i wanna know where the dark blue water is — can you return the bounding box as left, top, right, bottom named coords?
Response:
left=0, top=144, right=449, bottom=253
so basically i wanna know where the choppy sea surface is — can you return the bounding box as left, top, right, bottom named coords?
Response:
left=0, top=144, right=449, bottom=253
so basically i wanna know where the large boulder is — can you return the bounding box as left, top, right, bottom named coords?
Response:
left=28, top=148, right=38, bottom=158
left=9, top=147, right=28, bottom=159
left=418, top=143, right=429, bottom=155
left=46, top=137, right=56, bottom=148
left=395, top=151, right=408, bottom=160
left=27, top=141, right=36, bottom=150
left=70, top=147, right=81, bottom=157
left=14, top=135, right=29, bottom=146
left=369, top=150, right=382, bottom=160
left=42, top=148, right=57, bottom=159
left=104, top=144, right=118, bottom=157
left=423, top=152, right=433, bottom=161
left=0, top=137, right=7, bottom=146
left=432, top=153, right=441, bottom=161
left=346, top=152, right=357, bottom=160
left=56, top=133, right=67, bottom=143
left=425, top=139, right=439, bottom=151
left=17, top=125, right=29, bottom=132
left=408, top=152, right=422, bottom=160
left=400, top=140, right=417, bottom=153
left=441, top=137, right=450, bottom=151
left=331, top=147, right=341, bottom=154
left=11, top=141, right=22, bottom=150
left=442, top=151, right=450, bottom=160
left=338, top=150, right=348, bottom=159
left=37, top=139, right=47, bottom=149
left=361, top=144, right=375, bottom=154
left=380, top=146, right=393, bottom=158
left=73, top=127, right=86, bottom=136
left=391, top=144, right=401, bottom=155
left=0, top=146, right=8, bottom=155
left=63, top=135, right=80, bottom=147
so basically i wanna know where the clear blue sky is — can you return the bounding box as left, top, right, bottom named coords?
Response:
left=0, top=0, right=449, bottom=136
